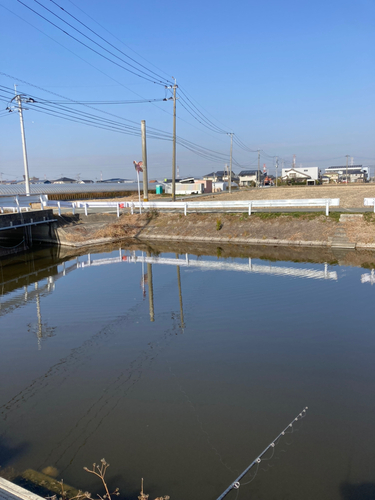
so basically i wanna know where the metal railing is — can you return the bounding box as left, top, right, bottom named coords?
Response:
left=364, top=198, right=375, bottom=212
left=0, top=194, right=48, bottom=213
left=43, top=198, right=340, bottom=217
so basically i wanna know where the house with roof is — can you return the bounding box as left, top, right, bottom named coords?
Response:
left=324, top=165, right=367, bottom=183
left=203, top=171, right=225, bottom=182
left=53, top=177, right=76, bottom=184
left=238, top=170, right=260, bottom=186
left=281, top=167, right=319, bottom=184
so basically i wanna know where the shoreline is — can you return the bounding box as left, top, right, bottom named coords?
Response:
left=48, top=211, right=375, bottom=250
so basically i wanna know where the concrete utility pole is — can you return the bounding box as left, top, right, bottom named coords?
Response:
left=257, top=150, right=262, bottom=187
left=345, top=154, right=350, bottom=185
left=141, top=120, right=148, bottom=201
left=275, top=157, right=279, bottom=187
left=228, top=133, right=233, bottom=193
left=14, top=86, right=31, bottom=196
left=172, top=80, right=177, bottom=201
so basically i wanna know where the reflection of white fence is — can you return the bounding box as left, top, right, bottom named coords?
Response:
left=361, top=270, right=375, bottom=285
left=43, top=198, right=340, bottom=217
left=80, top=251, right=338, bottom=281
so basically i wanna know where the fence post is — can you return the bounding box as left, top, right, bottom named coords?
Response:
left=58, top=201, right=61, bottom=216
left=131, top=203, right=134, bottom=215
left=184, top=203, right=187, bottom=216
left=84, top=203, right=88, bottom=216
left=72, top=203, right=76, bottom=215
left=326, top=200, right=329, bottom=216
left=117, top=203, right=120, bottom=218
left=248, top=202, right=252, bottom=215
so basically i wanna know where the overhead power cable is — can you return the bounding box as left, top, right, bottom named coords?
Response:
left=47, top=0, right=173, bottom=85
left=178, top=86, right=228, bottom=135
left=66, top=0, right=173, bottom=81
left=17, top=0, right=169, bottom=86
left=43, top=98, right=168, bottom=105
left=2, top=82, right=235, bottom=166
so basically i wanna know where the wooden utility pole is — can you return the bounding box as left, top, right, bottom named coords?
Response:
left=141, top=120, right=148, bottom=201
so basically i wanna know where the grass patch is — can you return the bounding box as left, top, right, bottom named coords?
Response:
left=254, top=212, right=283, bottom=219
left=363, top=212, right=375, bottom=223
left=328, top=212, right=341, bottom=222
left=253, top=212, right=326, bottom=220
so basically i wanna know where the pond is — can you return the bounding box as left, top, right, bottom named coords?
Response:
left=0, top=242, right=374, bottom=500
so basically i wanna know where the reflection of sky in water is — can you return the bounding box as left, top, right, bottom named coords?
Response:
left=0, top=246, right=374, bottom=500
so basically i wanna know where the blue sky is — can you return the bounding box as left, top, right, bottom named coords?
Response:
left=0, top=0, right=374, bottom=181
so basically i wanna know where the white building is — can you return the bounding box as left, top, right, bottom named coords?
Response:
left=281, top=167, right=319, bottom=182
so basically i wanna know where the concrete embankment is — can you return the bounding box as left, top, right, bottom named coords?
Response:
left=37, top=211, right=375, bottom=250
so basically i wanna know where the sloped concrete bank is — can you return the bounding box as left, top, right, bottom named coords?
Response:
left=46, top=212, right=375, bottom=250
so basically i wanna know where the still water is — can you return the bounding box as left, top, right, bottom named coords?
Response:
left=0, top=243, right=374, bottom=500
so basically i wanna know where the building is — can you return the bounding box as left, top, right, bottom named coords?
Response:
left=238, top=170, right=260, bottom=186
left=53, top=177, right=76, bottom=184
left=324, top=165, right=367, bottom=183
left=203, top=171, right=225, bottom=182
left=281, top=167, right=319, bottom=184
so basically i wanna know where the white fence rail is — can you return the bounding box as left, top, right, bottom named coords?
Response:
left=0, top=195, right=48, bottom=213
left=43, top=198, right=340, bottom=217
left=364, top=198, right=375, bottom=212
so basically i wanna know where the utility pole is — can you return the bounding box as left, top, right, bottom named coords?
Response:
left=141, top=120, right=148, bottom=201
left=228, top=133, right=233, bottom=193
left=14, top=85, right=31, bottom=196
left=172, top=79, right=177, bottom=201
left=345, top=154, right=350, bottom=185
left=275, top=157, right=279, bottom=187
left=257, top=150, right=262, bottom=187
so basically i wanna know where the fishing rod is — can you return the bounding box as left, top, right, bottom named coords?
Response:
left=215, top=407, right=308, bottom=500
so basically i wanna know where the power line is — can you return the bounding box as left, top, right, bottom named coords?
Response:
left=47, top=0, right=173, bottom=85
left=66, top=0, right=173, bottom=81
left=17, top=0, right=169, bottom=85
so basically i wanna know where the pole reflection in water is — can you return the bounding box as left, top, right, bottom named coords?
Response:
left=147, top=252, right=154, bottom=322
left=176, top=254, right=185, bottom=330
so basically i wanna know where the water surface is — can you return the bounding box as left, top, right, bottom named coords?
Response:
left=0, top=244, right=374, bottom=500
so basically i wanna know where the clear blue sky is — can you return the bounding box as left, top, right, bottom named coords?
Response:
left=0, top=0, right=374, bottom=181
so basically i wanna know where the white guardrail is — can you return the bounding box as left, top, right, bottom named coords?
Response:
left=0, top=195, right=48, bottom=213
left=364, top=198, right=375, bottom=212
left=43, top=198, right=340, bottom=217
